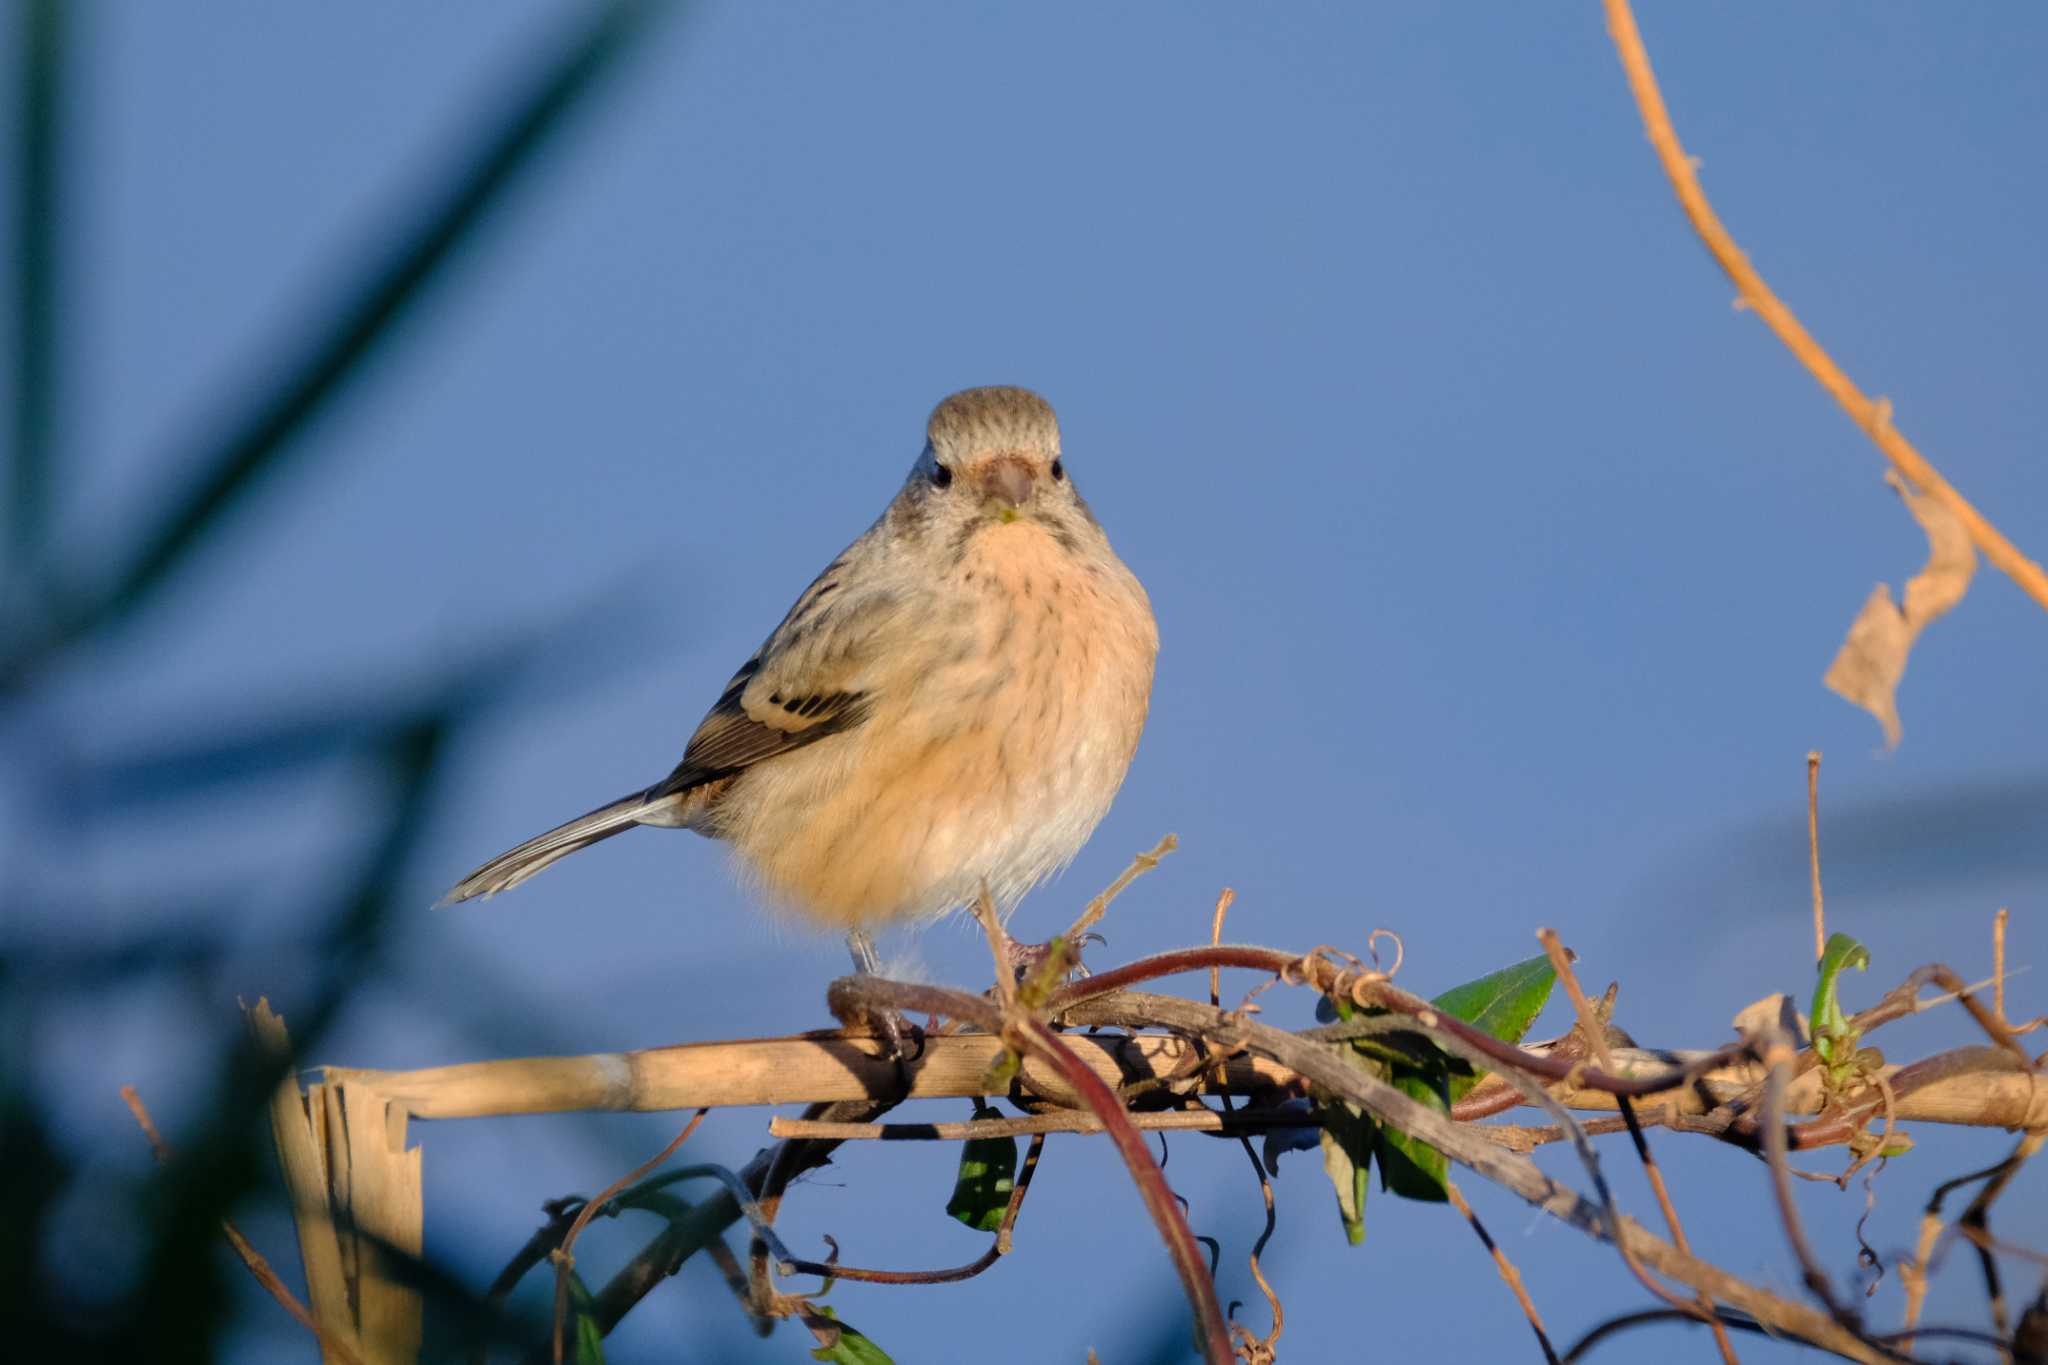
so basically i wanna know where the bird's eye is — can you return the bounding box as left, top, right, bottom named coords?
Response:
left=929, top=462, right=953, bottom=489
left=1050, top=459, right=1065, bottom=482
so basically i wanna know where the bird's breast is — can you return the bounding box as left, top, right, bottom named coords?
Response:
left=715, top=521, right=1157, bottom=928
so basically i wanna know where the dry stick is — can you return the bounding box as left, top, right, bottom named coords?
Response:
left=1536, top=930, right=1740, bottom=1363
left=1601, top=0, right=2048, bottom=614
left=118, top=1085, right=366, bottom=1365
left=549, top=1108, right=708, bottom=1365
left=1537, top=935, right=1736, bottom=1358
left=1958, top=1129, right=2047, bottom=1338
left=1447, top=1180, right=1558, bottom=1365
left=1205, top=884, right=1281, bottom=1363
left=1809, top=753, right=1826, bottom=963
left=1104, top=985, right=1707, bottom=1345
left=1209, top=887, right=1236, bottom=1011
left=1083, top=990, right=1897, bottom=1364
left=1995, top=909, right=2010, bottom=1025
left=1068, top=833, right=1177, bottom=946
left=1014, top=1011, right=1231, bottom=1362
left=828, top=975, right=1234, bottom=1365
left=1064, top=944, right=2048, bottom=1142
left=1759, top=1037, right=1855, bottom=1332
left=767, top=1108, right=1303, bottom=1142
left=971, top=886, right=1017, bottom=1015
left=1229, top=1129, right=1283, bottom=1364
left=1052, top=945, right=1760, bottom=1101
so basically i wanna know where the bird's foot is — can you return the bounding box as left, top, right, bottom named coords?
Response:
left=1004, top=931, right=1107, bottom=984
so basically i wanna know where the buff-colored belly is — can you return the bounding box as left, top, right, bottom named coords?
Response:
left=714, top=524, right=1155, bottom=928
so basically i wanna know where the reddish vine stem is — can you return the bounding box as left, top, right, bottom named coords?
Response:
left=829, top=976, right=1234, bottom=1364
left=1053, top=944, right=1755, bottom=1097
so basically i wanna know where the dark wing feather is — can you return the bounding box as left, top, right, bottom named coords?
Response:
left=646, top=654, right=870, bottom=799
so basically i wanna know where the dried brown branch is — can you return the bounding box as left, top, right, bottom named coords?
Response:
left=1095, top=990, right=1898, bottom=1363
left=282, top=925, right=2041, bottom=1365
left=1447, top=1180, right=1557, bottom=1364
left=1538, top=930, right=1738, bottom=1363
left=1759, top=1036, right=1853, bottom=1328
left=1601, top=0, right=2048, bottom=614
left=825, top=973, right=1234, bottom=1363
left=329, top=968, right=2048, bottom=1137
left=549, top=1108, right=707, bottom=1365
left=120, top=1085, right=364, bottom=1365
left=1809, top=753, right=1826, bottom=962
left=766, top=1107, right=1302, bottom=1142
left=1230, top=1126, right=1283, bottom=1365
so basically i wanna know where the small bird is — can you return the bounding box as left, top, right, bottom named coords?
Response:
left=444, top=386, right=1158, bottom=974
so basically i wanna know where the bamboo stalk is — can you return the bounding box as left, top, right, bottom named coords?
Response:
left=250, top=1000, right=425, bottom=1365
left=326, top=1032, right=2048, bottom=1131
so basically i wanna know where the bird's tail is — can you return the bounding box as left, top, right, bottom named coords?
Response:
left=440, top=791, right=653, bottom=905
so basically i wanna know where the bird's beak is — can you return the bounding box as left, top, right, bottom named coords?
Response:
left=975, top=456, right=1036, bottom=520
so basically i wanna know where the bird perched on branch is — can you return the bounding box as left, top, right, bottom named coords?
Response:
left=444, top=386, right=1158, bottom=975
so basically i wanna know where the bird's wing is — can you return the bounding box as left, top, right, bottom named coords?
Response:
left=648, top=570, right=893, bottom=798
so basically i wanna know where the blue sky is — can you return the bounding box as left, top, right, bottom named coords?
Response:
left=14, top=4, right=2048, bottom=1361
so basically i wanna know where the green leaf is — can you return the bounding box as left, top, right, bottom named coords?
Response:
left=1431, top=953, right=1557, bottom=1102
left=565, top=1272, right=606, bottom=1365
left=1811, top=932, right=1871, bottom=1069
left=808, top=1306, right=896, bottom=1364
left=1374, top=1061, right=1451, bottom=1202
left=1316, top=955, right=1557, bottom=1213
left=1317, top=1101, right=1375, bottom=1245
left=945, top=1103, right=1017, bottom=1232
left=1431, top=954, right=1557, bottom=1046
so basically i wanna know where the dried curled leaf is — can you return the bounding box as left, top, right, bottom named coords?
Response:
left=1823, top=470, right=1977, bottom=747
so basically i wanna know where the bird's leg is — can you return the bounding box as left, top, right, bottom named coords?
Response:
left=841, top=929, right=922, bottom=1061
left=847, top=928, right=883, bottom=976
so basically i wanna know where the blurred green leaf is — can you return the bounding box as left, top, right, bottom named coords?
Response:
left=33, top=0, right=670, bottom=665
left=808, top=1305, right=895, bottom=1364
left=10, top=0, right=64, bottom=581
left=1316, top=1099, right=1374, bottom=1245
left=1812, top=931, right=1871, bottom=1072
left=945, top=1103, right=1017, bottom=1232
left=566, top=1272, right=606, bottom=1365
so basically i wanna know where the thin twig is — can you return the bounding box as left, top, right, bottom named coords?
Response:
left=120, top=1085, right=367, bottom=1365
left=1079, top=990, right=1899, bottom=1363
left=827, top=973, right=1233, bottom=1363
left=767, top=1108, right=1303, bottom=1142
left=1538, top=931, right=1738, bottom=1360
left=969, top=885, right=1017, bottom=1014
left=1808, top=752, right=1825, bottom=962
left=1995, top=908, right=2010, bottom=1025
left=1066, top=833, right=1177, bottom=945
left=1759, top=1038, right=1851, bottom=1326
left=550, top=1108, right=707, bottom=1365
left=1447, top=1180, right=1558, bottom=1364
left=776, top=1131, right=1047, bottom=1286
left=1230, top=1129, right=1284, bottom=1364
left=1960, top=1129, right=2047, bottom=1337
left=1053, top=944, right=1762, bottom=1101
left=1209, top=886, right=1236, bottom=1011
left=1601, top=0, right=2048, bottom=613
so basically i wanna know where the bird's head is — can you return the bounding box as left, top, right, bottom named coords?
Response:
left=906, top=386, right=1092, bottom=532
